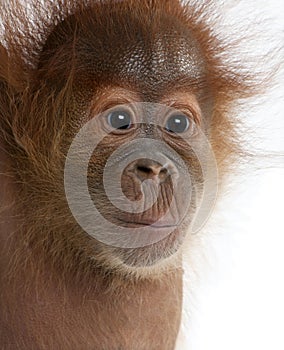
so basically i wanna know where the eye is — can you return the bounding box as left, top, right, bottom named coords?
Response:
left=107, top=110, right=132, bottom=130
left=165, top=114, right=190, bottom=134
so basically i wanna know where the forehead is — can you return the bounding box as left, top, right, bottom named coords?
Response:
left=38, top=3, right=206, bottom=101
left=73, top=6, right=205, bottom=98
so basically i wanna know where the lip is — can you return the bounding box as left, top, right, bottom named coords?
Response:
left=115, top=218, right=180, bottom=229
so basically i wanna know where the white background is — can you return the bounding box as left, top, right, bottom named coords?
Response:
left=179, top=1, right=284, bottom=349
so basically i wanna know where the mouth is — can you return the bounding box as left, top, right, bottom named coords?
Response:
left=114, top=217, right=180, bottom=229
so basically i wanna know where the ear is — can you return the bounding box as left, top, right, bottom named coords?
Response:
left=0, top=44, right=9, bottom=84
left=0, top=40, right=23, bottom=97
left=0, top=43, right=24, bottom=93
left=0, top=43, right=10, bottom=104
left=0, top=44, right=11, bottom=131
left=0, top=44, right=23, bottom=146
left=0, top=44, right=10, bottom=143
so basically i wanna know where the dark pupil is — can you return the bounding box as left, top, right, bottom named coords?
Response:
left=108, top=111, right=131, bottom=130
left=166, top=115, right=189, bottom=133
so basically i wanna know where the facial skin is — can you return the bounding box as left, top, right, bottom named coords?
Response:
left=84, top=94, right=204, bottom=268
left=0, top=1, right=256, bottom=349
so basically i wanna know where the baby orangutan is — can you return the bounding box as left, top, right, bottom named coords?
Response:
left=0, top=0, right=256, bottom=349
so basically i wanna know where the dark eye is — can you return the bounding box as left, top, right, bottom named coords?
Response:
left=165, top=114, right=190, bottom=134
left=107, top=110, right=132, bottom=130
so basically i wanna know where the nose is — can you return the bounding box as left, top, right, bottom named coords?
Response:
left=134, top=158, right=170, bottom=183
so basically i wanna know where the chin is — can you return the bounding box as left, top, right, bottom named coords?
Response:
left=97, top=224, right=189, bottom=280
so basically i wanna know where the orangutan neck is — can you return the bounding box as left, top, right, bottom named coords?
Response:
left=0, top=248, right=183, bottom=349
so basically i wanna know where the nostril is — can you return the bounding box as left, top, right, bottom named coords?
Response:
left=137, top=166, right=152, bottom=175
left=159, top=167, right=169, bottom=181
left=134, top=160, right=170, bottom=183
left=136, top=164, right=156, bottom=182
left=160, top=167, right=168, bottom=175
